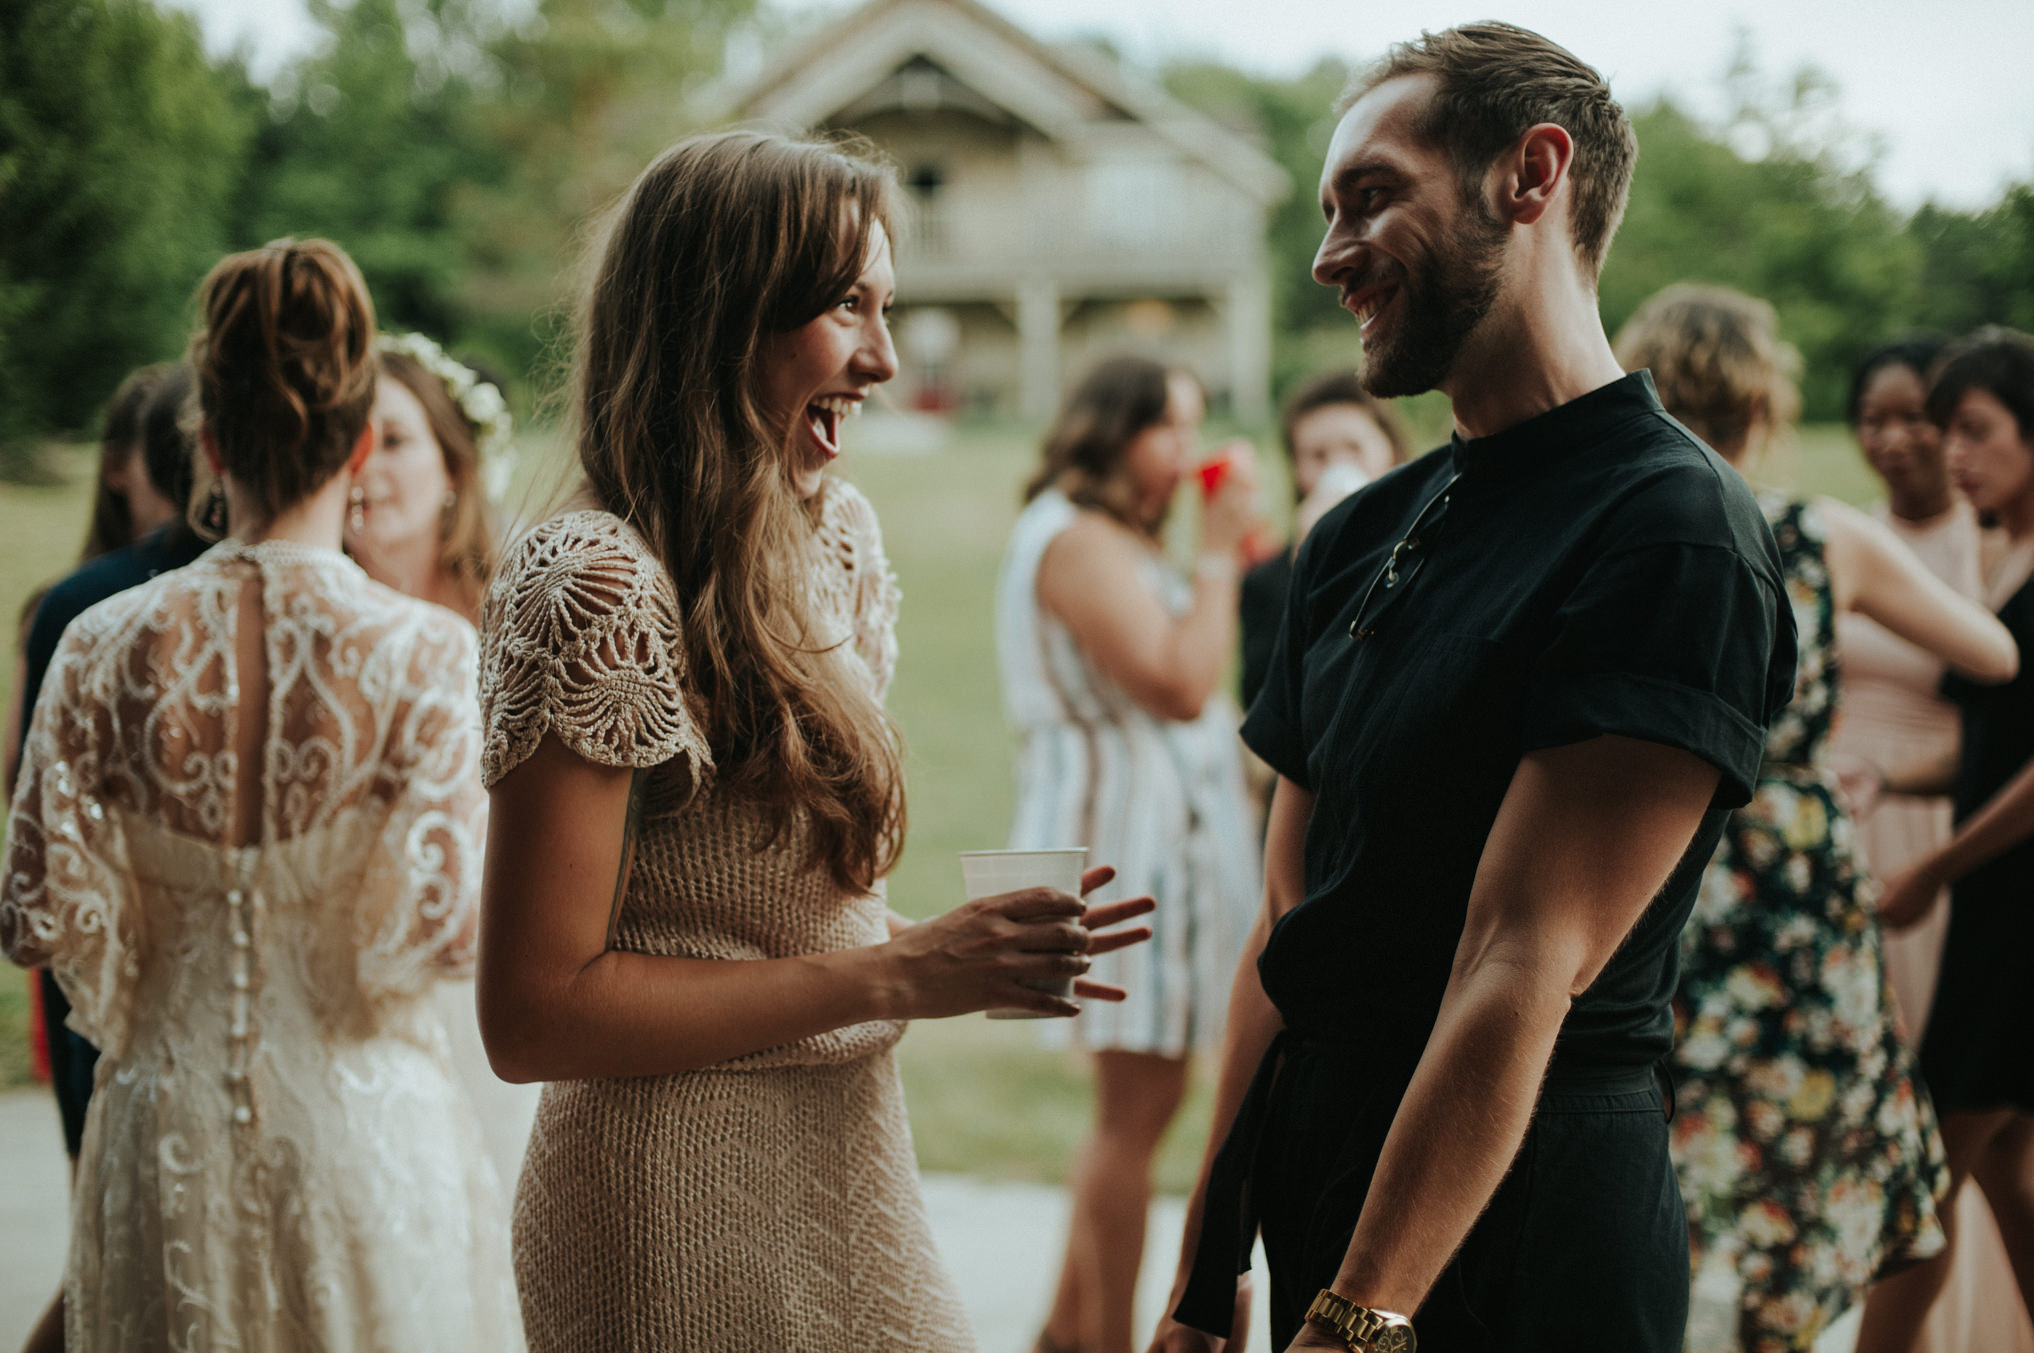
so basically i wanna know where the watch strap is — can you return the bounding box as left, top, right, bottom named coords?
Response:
left=1303, top=1289, right=1417, bottom=1352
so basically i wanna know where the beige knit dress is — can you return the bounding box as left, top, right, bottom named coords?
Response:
left=478, top=482, right=977, bottom=1353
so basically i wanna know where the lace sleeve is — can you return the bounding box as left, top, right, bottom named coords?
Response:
left=479, top=511, right=714, bottom=791
left=0, top=618, right=142, bottom=1058
left=819, top=481, right=901, bottom=701
left=356, top=618, right=489, bottom=998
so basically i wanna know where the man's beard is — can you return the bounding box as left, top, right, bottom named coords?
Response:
left=1358, top=206, right=1508, bottom=400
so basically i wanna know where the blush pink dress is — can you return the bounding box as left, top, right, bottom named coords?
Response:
left=1831, top=501, right=2034, bottom=1353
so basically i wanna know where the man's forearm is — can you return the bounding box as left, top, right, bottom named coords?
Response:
left=1327, top=957, right=1569, bottom=1311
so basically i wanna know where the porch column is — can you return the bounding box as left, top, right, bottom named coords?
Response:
left=1017, top=276, right=1061, bottom=421
left=1226, top=270, right=1272, bottom=425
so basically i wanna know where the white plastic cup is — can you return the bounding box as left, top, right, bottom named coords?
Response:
left=959, top=848, right=1088, bottom=1020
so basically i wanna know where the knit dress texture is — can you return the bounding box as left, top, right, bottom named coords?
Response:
left=478, top=483, right=976, bottom=1352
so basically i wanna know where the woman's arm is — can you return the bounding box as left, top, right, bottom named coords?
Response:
left=1879, top=751, right=2034, bottom=929
left=1147, top=777, right=1308, bottom=1352
left=477, top=732, right=1154, bottom=1083
left=1038, top=469, right=1258, bottom=722
left=1821, top=497, right=2018, bottom=683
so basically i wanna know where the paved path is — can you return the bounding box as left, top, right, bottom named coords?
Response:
left=0, top=1088, right=1269, bottom=1351
left=0, top=1088, right=1873, bottom=1353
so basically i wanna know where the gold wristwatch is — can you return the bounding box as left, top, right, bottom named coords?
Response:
left=1303, top=1289, right=1416, bottom=1352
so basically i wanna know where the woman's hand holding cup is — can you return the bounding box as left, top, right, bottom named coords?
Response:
left=872, top=864, right=1153, bottom=1020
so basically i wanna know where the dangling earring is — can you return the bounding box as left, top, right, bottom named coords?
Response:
left=347, top=484, right=366, bottom=534
left=202, top=481, right=228, bottom=538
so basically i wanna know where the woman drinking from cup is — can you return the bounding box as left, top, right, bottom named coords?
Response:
left=996, top=355, right=1265, bottom=1353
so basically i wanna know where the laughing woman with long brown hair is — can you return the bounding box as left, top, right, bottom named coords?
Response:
left=475, top=130, right=1154, bottom=1351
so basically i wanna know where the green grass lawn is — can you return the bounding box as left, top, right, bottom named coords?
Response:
left=0, top=418, right=1880, bottom=1192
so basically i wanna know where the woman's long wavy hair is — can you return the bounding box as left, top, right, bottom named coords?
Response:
left=573, top=129, right=903, bottom=893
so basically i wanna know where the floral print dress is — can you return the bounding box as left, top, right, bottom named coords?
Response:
left=1671, top=496, right=1947, bottom=1353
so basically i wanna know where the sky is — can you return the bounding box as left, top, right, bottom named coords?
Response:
left=167, top=0, right=2034, bottom=210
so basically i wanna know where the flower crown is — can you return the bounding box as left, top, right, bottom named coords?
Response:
left=376, top=332, right=518, bottom=497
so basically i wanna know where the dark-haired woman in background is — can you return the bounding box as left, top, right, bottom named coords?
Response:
left=1829, top=336, right=2034, bottom=1353
left=6, top=364, right=211, bottom=1353
left=1860, top=328, right=2034, bottom=1351
left=1238, top=369, right=1409, bottom=712
left=1, top=238, right=521, bottom=1348
left=997, top=356, right=1264, bottom=1353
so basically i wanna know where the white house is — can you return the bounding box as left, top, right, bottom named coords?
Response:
left=729, top=0, right=1290, bottom=420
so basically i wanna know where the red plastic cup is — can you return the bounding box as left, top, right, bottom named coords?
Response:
left=1196, top=452, right=1237, bottom=498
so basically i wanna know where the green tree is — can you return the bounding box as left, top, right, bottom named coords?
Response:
left=0, top=0, right=251, bottom=472
left=1603, top=98, right=1920, bottom=419
left=1163, top=58, right=1354, bottom=394
left=1907, top=186, right=2034, bottom=339
left=237, top=0, right=507, bottom=351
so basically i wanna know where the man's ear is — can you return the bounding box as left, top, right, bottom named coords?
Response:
left=1498, top=122, right=1574, bottom=229
left=345, top=422, right=375, bottom=478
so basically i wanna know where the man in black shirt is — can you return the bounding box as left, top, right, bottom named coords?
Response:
left=1153, top=23, right=1796, bottom=1353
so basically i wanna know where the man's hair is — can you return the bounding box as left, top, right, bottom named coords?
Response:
left=1341, top=22, right=1637, bottom=277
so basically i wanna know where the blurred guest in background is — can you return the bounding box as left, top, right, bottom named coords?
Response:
left=5, top=364, right=182, bottom=792
left=346, top=333, right=507, bottom=625
left=347, top=330, right=538, bottom=1183
left=1860, top=327, right=2034, bottom=1351
left=1829, top=333, right=2034, bottom=1353
left=1615, top=285, right=2015, bottom=1353
left=998, top=355, right=1264, bottom=1353
left=1238, top=370, right=1410, bottom=712
left=6, top=361, right=209, bottom=1353
left=1831, top=335, right=1974, bottom=1029
left=2, top=238, right=522, bottom=1349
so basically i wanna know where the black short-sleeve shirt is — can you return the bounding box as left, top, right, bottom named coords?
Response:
left=1242, top=372, right=1795, bottom=1072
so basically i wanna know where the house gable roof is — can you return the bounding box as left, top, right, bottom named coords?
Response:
left=731, top=0, right=1289, bottom=204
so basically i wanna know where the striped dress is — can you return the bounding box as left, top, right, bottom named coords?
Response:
left=995, top=489, right=1261, bottom=1056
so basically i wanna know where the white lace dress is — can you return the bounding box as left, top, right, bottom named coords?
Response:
left=0, top=540, right=523, bottom=1352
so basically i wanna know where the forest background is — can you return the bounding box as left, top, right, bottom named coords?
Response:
left=6, top=0, right=2034, bottom=466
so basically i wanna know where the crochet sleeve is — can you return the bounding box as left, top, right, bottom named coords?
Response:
left=818, top=480, right=901, bottom=702
left=478, top=511, right=714, bottom=792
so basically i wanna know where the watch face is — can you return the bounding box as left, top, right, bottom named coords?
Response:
left=1374, top=1328, right=1414, bottom=1353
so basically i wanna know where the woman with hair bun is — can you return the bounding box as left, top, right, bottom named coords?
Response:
left=1612, top=285, right=2017, bottom=1352
left=0, top=238, right=522, bottom=1350
left=475, top=130, right=1153, bottom=1352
